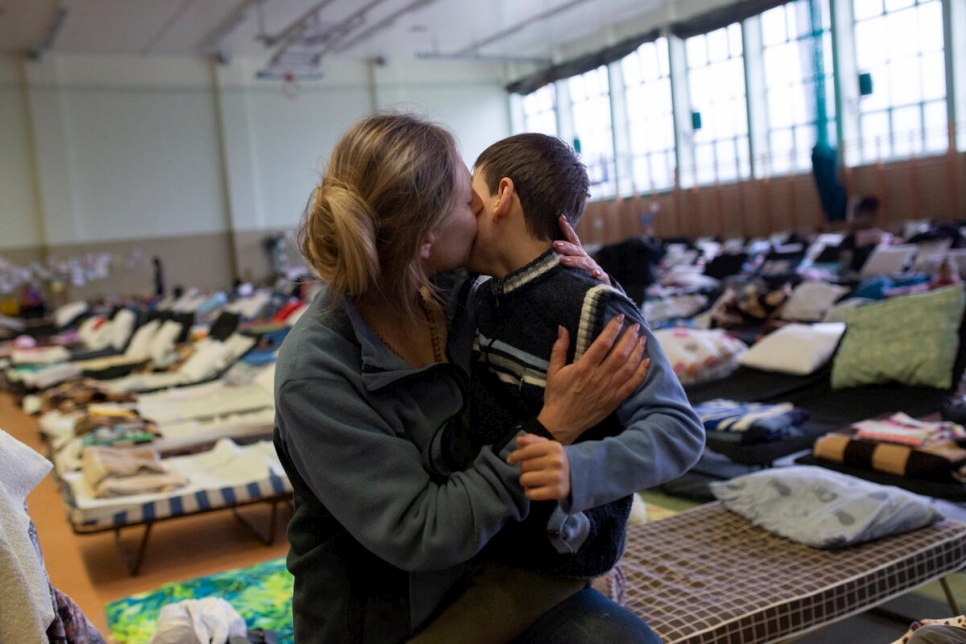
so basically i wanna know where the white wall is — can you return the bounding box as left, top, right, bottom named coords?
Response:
left=0, top=57, right=42, bottom=248
left=2, top=52, right=513, bottom=287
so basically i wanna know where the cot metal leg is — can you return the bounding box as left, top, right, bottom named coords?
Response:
left=114, top=522, right=153, bottom=576
left=231, top=500, right=278, bottom=546
left=939, top=576, right=961, bottom=615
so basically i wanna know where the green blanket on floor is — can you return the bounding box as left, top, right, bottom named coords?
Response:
left=106, top=557, right=293, bottom=644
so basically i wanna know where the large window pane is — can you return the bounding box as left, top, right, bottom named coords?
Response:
left=620, top=38, right=675, bottom=193
left=761, top=0, right=835, bottom=177
left=569, top=66, right=615, bottom=199
left=686, top=25, right=750, bottom=185
left=520, top=84, right=558, bottom=137
left=853, top=0, right=947, bottom=162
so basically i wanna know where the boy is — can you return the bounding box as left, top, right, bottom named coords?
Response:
left=413, top=133, right=704, bottom=642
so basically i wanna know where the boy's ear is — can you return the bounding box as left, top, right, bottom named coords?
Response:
left=493, top=178, right=515, bottom=219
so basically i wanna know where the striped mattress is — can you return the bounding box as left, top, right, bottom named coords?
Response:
left=610, top=502, right=966, bottom=644
left=60, top=438, right=291, bottom=530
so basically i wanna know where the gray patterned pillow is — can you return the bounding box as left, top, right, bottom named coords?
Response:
left=709, top=466, right=942, bottom=549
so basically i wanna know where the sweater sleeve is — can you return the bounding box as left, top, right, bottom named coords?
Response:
left=561, top=295, right=706, bottom=514
left=276, top=374, right=530, bottom=573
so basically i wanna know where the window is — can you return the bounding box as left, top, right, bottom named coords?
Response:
left=853, top=0, right=947, bottom=162
left=621, top=37, right=676, bottom=192
left=686, top=23, right=751, bottom=185
left=761, top=0, right=836, bottom=176
left=520, top=84, right=558, bottom=136
left=568, top=66, right=616, bottom=199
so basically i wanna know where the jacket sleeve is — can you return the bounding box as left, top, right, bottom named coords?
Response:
left=561, top=295, right=706, bottom=514
left=276, top=373, right=530, bottom=573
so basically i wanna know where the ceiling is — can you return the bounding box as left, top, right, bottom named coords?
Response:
left=0, top=0, right=682, bottom=75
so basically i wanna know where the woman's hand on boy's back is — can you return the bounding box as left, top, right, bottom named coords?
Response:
left=537, top=316, right=651, bottom=446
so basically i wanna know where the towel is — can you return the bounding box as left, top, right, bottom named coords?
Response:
left=0, top=428, right=56, bottom=642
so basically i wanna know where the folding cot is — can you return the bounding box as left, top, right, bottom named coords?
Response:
left=58, top=438, right=291, bottom=575
left=38, top=363, right=277, bottom=472
left=596, top=502, right=966, bottom=644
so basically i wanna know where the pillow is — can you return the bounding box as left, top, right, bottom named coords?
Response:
left=123, top=319, right=160, bottom=360
left=149, top=320, right=184, bottom=366
left=822, top=297, right=875, bottom=323
left=859, top=244, right=917, bottom=277
left=738, top=322, right=845, bottom=376
left=708, top=466, right=942, bottom=548
left=177, top=340, right=234, bottom=382
left=830, top=285, right=965, bottom=390
left=54, top=300, right=88, bottom=329
left=654, top=328, right=748, bottom=385
left=76, top=315, right=109, bottom=348
left=780, top=281, right=851, bottom=321
left=107, top=309, right=137, bottom=352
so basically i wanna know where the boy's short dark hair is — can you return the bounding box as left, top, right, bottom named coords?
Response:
left=474, top=133, right=590, bottom=242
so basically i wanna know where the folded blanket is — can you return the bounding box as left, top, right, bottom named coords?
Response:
left=813, top=432, right=966, bottom=483
left=81, top=446, right=188, bottom=498
left=692, top=399, right=809, bottom=444
left=853, top=412, right=966, bottom=447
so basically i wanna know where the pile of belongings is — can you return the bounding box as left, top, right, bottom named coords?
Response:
left=692, top=399, right=810, bottom=445
left=813, top=412, right=966, bottom=483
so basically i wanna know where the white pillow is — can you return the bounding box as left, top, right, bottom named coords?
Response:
left=177, top=340, right=234, bottom=382
left=252, top=363, right=278, bottom=394
left=76, top=315, right=110, bottom=348
left=54, top=300, right=88, bottom=328
left=709, top=466, right=941, bottom=549
left=780, top=281, right=851, bottom=321
left=149, top=320, right=184, bottom=366
left=124, top=319, right=161, bottom=360
left=911, top=238, right=952, bottom=275
left=859, top=244, right=917, bottom=277
left=108, top=309, right=137, bottom=352
left=222, top=332, right=257, bottom=362
left=738, top=322, right=845, bottom=375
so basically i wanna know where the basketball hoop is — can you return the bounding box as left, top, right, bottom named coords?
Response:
left=282, top=72, right=300, bottom=100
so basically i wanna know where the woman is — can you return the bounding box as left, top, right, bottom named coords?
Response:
left=273, top=113, right=652, bottom=643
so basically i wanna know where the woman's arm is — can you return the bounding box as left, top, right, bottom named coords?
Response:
left=277, top=373, right=528, bottom=573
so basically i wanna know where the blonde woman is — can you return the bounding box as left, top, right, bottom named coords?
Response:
left=273, top=113, right=650, bottom=643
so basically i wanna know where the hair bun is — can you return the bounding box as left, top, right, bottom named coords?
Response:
left=302, top=179, right=380, bottom=295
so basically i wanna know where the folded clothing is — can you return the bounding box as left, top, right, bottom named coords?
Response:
left=81, top=446, right=188, bottom=498
left=853, top=412, right=966, bottom=447
left=693, top=398, right=809, bottom=444
left=813, top=432, right=966, bottom=484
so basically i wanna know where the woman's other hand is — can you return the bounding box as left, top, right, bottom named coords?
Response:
left=554, top=215, right=611, bottom=285
left=506, top=434, right=571, bottom=501
left=537, top=316, right=651, bottom=445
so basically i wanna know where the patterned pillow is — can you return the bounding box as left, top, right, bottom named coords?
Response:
left=830, top=285, right=965, bottom=390
left=709, top=466, right=941, bottom=549
left=654, top=328, right=748, bottom=386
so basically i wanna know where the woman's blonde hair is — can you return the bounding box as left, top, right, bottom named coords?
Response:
left=298, top=112, right=462, bottom=323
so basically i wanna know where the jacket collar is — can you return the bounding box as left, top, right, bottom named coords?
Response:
left=495, top=249, right=560, bottom=296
